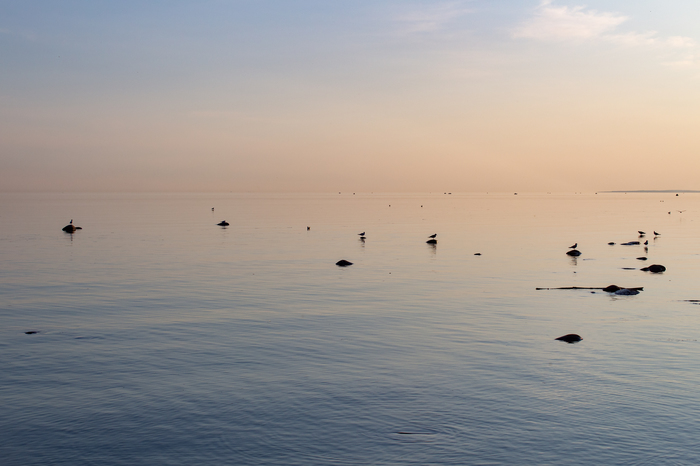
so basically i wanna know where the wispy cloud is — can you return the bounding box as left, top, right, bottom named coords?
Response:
left=513, top=0, right=626, bottom=40
left=393, top=2, right=473, bottom=35
left=514, top=0, right=699, bottom=68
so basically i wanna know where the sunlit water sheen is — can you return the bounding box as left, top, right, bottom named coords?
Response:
left=2, top=192, right=700, bottom=465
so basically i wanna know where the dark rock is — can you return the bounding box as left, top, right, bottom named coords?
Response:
left=602, top=285, right=621, bottom=293
left=641, top=264, right=666, bottom=273
left=621, top=241, right=640, bottom=245
left=615, top=288, right=639, bottom=295
left=566, top=249, right=581, bottom=256
left=474, top=253, right=481, bottom=255
left=608, top=242, right=615, bottom=245
left=636, top=257, right=648, bottom=261
left=621, top=267, right=636, bottom=270
left=426, top=239, right=437, bottom=244
left=62, top=224, right=81, bottom=233
left=25, top=331, right=38, bottom=335
left=336, top=260, right=353, bottom=267
left=555, top=334, right=582, bottom=343
left=217, top=221, right=229, bottom=226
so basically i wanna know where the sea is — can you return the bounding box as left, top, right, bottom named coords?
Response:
left=2, top=192, right=700, bottom=465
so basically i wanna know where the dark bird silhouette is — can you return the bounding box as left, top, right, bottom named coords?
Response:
left=644, top=240, right=648, bottom=245
left=654, top=231, right=660, bottom=236
left=428, top=234, right=437, bottom=238
left=358, top=232, right=365, bottom=236
left=638, top=231, right=645, bottom=236
left=569, top=242, right=577, bottom=249
left=217, top=221, right=229, bottom=226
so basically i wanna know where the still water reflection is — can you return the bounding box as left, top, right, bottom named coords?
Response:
left=1, top=192, right=700, bottom=465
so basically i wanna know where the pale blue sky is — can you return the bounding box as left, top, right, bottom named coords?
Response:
left=2, top=1, right=700, bottom=192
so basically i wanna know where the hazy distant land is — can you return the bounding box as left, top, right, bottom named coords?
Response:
left=601, top=190, right=700, bottom=193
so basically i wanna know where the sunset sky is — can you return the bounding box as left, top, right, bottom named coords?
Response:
left=2, top=0, right=699, bottom=192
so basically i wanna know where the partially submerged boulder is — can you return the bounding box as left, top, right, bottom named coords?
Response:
left=614, top=288, right=640, bottom=295
left=641, top=264, right=666, bottom=273
left=555, top=334, right=582, bottom=343
left=566, top=249, right=581, bottom=256
left=62, top=224, right=82, bottom=233
left=336, top=260, right=353, bottom=267
left=426, top=239, right=437, bottom=244
left=217, top=220, right=229, bottom=226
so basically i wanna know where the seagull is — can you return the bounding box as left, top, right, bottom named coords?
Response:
left=654, top=231, right=660, bottom=236
left=569, top=242, right=577, bottom=249
left=638, top=231, right=646, bottom=235
left=644, top=240, right=648, bottom=245
left=358, top=232, right=365, bottom=236
left=428, top=234, right=437, bottom=238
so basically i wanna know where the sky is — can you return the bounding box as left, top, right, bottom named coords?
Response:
left=1, top=0, right=700, bottom=193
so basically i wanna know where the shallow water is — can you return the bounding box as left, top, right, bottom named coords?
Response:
left=2, top=192, right=700, bottom=465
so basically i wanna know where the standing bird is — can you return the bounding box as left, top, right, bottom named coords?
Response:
left=358, top=232, right=365, bottom=236
left=638, top=231, right=646, bottom=236
left=569, top=242, right=577, bottom=249
left=654, top=231, right=660, bottom=236
left=428, top=234, right=437, bottom=239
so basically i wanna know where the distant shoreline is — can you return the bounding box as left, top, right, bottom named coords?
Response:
left=601, top=190, right=700, bottom=193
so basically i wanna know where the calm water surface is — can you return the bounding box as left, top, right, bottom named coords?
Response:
left=2, top=192, right=700, bottom=465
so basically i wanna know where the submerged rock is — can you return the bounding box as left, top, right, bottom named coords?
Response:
left=426, top=239, right=437, bottom=244
left=608, top=242, right=616, bottom=245
left=615, top=288, right=640, bottom=295
left=62, top=224, right=82, bottom=233
left=566, top=249, right=581, bottom=256
left=25, top=331, right=38, bottom=335
left=217, top=220, right=229, bottom=226
left=336, top=260, right=353, bottom=267
left=602, top=285, right=621, bottom=293
left=555, top=334, right=582, bottom=343
left=641, top=264, right=666, bottom=273
left=636, top=257, right=648, bottom=261
left=621, top=241, right=640, bottom=245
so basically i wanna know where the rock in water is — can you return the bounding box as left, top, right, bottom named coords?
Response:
left=615, top=288, right=640, bottom=295
left=641, top=264, right=666, bottom=273
left=336, top=260, right=353, bottom=267
left=426, top=239, right=437, bottom=244
left=636, top=257, right=648, bottom=261
left=602, top=285, right=621, bottom=293
left=217, top=220, right=229, bottom=226
left=555, top=334, right=582, bottom=343
left=566, top=249, right=581, bottom=256
left=62, top=224, right=82, bottom=233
